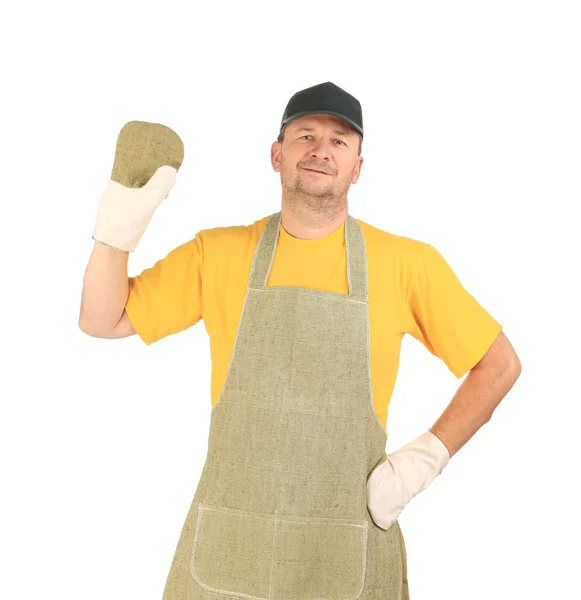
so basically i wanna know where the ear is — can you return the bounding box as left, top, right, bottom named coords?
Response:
left=351, top=156, right=364, bottom=184
left=271, top=141, right=282, bottom=173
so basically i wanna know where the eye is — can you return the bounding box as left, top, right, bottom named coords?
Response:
left=299, top=135, right=346, bottom=146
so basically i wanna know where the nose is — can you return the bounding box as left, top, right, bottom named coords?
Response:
left=305, top=140, right=335, bottom=170
left=308, top=137, right=335, bottom=158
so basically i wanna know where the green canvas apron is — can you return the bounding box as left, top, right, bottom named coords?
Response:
left=162, top=211, right=410, bottom=600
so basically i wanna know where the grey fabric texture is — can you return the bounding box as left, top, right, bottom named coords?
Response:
left=162, top=211, right=409, bottom=600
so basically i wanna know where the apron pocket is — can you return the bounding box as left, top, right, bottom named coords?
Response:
left=270, top=514, right=369, bottom=600
left=190, top=502, right=276, bottom=599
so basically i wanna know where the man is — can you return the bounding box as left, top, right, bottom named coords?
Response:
left=79, top=81, right=521, bottom=599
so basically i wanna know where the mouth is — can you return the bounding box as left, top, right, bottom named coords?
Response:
left=303, top=168, right=330, bottom=175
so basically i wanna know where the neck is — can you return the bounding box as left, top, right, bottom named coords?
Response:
left=281, top=203, right=348, bottom=240
left=280, top=198, right=348, bottom=240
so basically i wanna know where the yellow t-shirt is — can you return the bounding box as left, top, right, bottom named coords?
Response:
left=125, top=213, right=502, bottom=432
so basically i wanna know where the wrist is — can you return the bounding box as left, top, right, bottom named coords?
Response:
left=421, top=429, right=451, bottom=472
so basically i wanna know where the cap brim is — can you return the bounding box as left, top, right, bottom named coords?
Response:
left=281, top=110, right=363, bottom=138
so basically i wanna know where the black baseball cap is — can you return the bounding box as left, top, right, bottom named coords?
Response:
left=280, top=81, right=364, bottom=140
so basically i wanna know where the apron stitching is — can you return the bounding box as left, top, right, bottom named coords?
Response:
left=250, top=211, right=278, bottom=288
left=349, top=214, right=387, bottom=439
left=349, top=214, right=388, bottom=439
left=200, top=503, right=369, bottom=526
left=346, top=213, right=368, bottom=299
left=212, top=268, right=255, bottom=413
left=249, top=286, right=367, bottom=304
left=268, top=509, right=277, bottom=600
left=256, top=212, right=363, bottom=301
left=211, top=211, right=280, bottom=412
left=346, top=214, right=353, bottom=296
left=191, top=504, right=367, bottom=600
left=190, top=503, right=270, bottom=600
left=262, top=213, right=279, bottom=289
left=353, top=525, right=369, bottom=600
left=365, top=299, right=388, bottom=438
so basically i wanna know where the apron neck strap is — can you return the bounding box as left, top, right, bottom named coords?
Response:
left=249, top=211, right=368, bottom=301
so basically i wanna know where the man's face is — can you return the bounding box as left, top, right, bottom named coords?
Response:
left=271, top=114, right=363, bottom=208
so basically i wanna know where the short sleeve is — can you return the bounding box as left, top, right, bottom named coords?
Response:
left=124, top=232, right=204, bottom=345
left=407, top=243, right=502, bottom=378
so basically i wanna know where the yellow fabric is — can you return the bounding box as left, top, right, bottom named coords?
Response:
left=125, top=214, right=502, bottom=432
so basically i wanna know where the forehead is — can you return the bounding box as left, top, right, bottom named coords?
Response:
left=288, top=113, right=356, bottom=135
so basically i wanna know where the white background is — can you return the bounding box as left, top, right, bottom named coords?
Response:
left=1, top=1, right=579, bottom=599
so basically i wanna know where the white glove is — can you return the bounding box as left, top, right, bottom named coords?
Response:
left=92, top=164, right=177, bottom=252
left=367, top=430, right=450, bottom=530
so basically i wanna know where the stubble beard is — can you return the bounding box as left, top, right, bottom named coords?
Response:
left=280, top=162, right=353, bottom=223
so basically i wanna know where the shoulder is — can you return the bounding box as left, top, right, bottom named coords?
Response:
left=193, top=213, right=274, bottom=259
left=201, top=213, right=271, bottom=238
left=353, top=216, right=435, bottom=263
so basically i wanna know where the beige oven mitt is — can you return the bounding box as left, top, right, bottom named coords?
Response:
left=367, top=429, right=451, bottom=530
left=92, top=120, right=184, bottom=252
